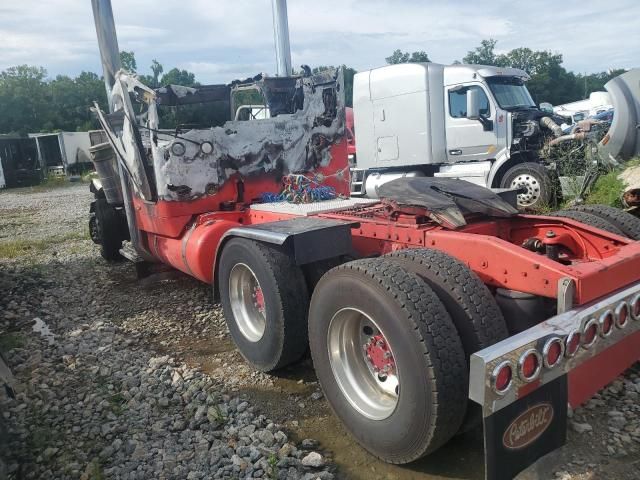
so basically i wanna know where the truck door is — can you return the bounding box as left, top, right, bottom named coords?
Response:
left=445, top=84, right=498, bottom=163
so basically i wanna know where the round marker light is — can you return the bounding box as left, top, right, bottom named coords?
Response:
left=491, top=361, right=513, bottom=395
left=582, top=319, right=599, bottom=348
left=565, top=330, right=581, bottom=357
left=631, top=294, right=640, bottom=320
left=543, top=337, right=564, bottom=368
left=599, top=310, right=614, bottom=337
left=615, top=302, right=629, bottom=328
left=200, top=142, right=213, bottom=154
left=518, top=349, right=542, bottom=382
left=171, top=142, right=186, bottom=156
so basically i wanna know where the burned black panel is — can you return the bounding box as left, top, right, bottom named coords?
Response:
left=150, top=69, right=345, bottom=201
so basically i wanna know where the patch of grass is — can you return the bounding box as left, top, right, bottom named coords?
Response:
left=208, top=404, right=226, bottom=423
left=267, top=453, right=279, bottom=479
left=84, top=458, right=105, bottom=480
left=586, top=169, right=625, bottom=207
left=107, top=392, right=127, bottom=416
left=0, top=230, right=89, bottom=259
left=0, top=333, right=25, bottom=351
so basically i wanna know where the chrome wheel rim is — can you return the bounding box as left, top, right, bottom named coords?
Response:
left=327, top=308, right=399, bottom=420
left=228, top=263, right=266, bottom=342
left=510, top=173, right=541, bottom=207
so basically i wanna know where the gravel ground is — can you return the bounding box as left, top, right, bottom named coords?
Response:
left=1, top=182, right=639, bottom=480
left=0, top=184, right=333, bottom=480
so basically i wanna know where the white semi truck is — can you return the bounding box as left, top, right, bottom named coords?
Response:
left=350, top=63, right=568, bottom=208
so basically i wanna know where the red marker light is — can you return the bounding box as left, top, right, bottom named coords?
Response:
left=518, top=350, right=541, bottom=382
left=565, top=331, right=581, bottom=357
left=492, top=361, right=513, bottom=394
left=599, top=311, right=614, bottom=337
left=543, top=338, right=563, bottom=368
left=582, top=320, right=599, bottom=348
left=615, top=302, right=629, bottom=328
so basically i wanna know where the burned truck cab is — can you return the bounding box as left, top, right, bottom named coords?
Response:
left=89, top=68, right=349, bottom=262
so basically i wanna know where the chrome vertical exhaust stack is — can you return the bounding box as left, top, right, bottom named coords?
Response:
left=271, top=0, right=292, bottom=76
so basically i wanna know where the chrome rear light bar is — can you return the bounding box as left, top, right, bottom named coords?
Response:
left=470, top=280, right=640, bottom=415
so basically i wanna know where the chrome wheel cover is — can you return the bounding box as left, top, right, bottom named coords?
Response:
left=510, top=173, right=541, bottom=207
left=327, top=308, right=399, bottom=420
left=228, top=263, right=266, bottom=342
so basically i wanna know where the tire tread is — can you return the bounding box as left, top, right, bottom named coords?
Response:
left=314, top=258, right=467, bottom=463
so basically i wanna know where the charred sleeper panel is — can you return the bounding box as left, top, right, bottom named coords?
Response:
left=151, top=69, right=345, bottom=201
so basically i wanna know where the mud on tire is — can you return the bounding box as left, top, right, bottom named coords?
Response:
left=308, top=258, right=467, bottom=464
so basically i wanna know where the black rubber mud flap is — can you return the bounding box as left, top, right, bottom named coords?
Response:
left=483, top=375, right=567, bottom=480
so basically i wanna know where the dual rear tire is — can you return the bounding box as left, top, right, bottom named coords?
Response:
left=218, top=241, right=496, bottom=464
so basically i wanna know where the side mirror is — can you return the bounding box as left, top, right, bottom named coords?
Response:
left=467, top=88, right=481, bottom=120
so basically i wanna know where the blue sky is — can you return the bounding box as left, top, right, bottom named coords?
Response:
left=0, top=0, right=638, bottom=83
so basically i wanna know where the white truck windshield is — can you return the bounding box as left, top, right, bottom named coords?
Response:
left=487, top=77, right=536, bottom=110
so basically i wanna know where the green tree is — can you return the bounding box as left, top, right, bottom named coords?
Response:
left=462, top=39, right=581, bottom=105
left=151, top=59, right=164, bottom=87
left=160, top=68, right=196, bottom=86
left=385, top=49, right=430, bottom=64
left=576, top=69, right=626, bottom=99
left=0, top=65, right=50, bottom=134
left=462, top=39, right=498, bottom=65
left=119, top=51, right=137, bottom=73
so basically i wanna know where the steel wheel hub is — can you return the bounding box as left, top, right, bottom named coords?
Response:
left=228, top=263, right=266, bottom=342
left=327, top=308, right=399, bottom=420
left=511, top=174, right=541, bottom=207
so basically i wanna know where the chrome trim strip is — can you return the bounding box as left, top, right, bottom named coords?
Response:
left=181, top=222, right=197, bottom=277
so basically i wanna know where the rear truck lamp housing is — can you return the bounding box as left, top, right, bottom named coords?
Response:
left=200, top=142, right=214, bottom=154
left=518, top=349, right=542, bottom=382
left=542, top=337, right=564, bottom=368
left=598, top=310, right=614, bottom=338
left=491, top=360, right=514, bottom=395
left=469, top=281, right=640, bottom=417
left=565, top=330, right=581, bottom=358
left=582, top=318, right=599, bottom=348
left=171, top=142, right=186, bottom=156
left=615, top=302, right=629, bottom=328
left=632, top=294, right=640, bottom=320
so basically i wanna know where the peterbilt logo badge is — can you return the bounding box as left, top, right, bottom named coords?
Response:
left=502, top=403, right=554, bottom=450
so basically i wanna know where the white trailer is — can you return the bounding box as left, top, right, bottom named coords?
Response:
left=29, top=132, right=92, bottom=175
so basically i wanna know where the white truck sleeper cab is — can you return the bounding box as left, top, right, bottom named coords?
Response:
left=351, top=63, right=558, bottom=208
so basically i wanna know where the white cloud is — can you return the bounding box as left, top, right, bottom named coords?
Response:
left=0, top=0, right=637, bottom=83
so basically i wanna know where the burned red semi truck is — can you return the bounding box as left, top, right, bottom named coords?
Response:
left=88, top=1, right=640, bottom=479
